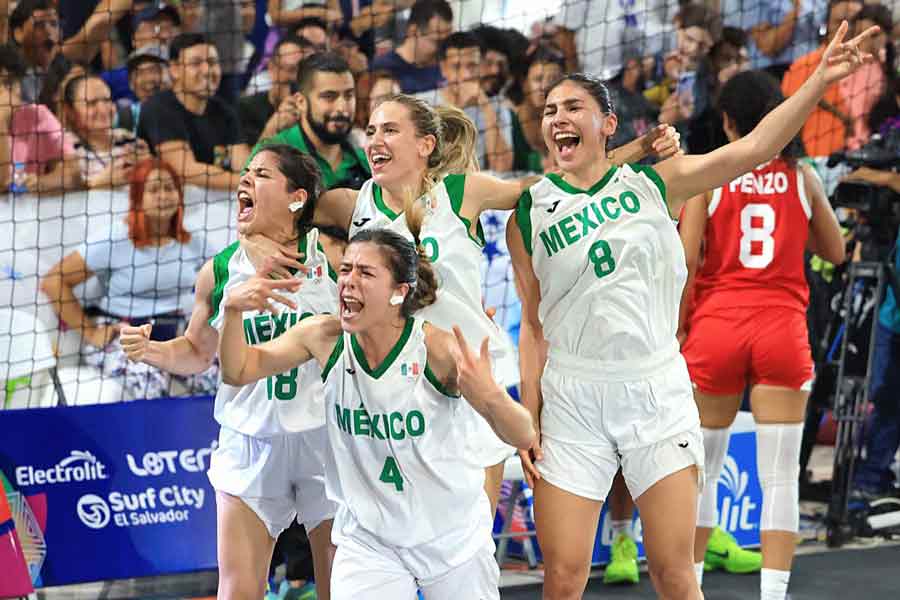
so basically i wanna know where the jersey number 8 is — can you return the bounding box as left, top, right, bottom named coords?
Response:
left=739, top=203, right=776, bottom=269
left=588, top=240, right=616, bottom=279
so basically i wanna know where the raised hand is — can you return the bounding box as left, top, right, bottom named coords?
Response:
left=120, top=323, right=152, bottom=362
left=818, top=21, right=880, bottom=86
left=644, top=123, right=683, bottom=160
left=224, top=257, right=301, bottom=313
left=449, top=326, right=498, bottom=401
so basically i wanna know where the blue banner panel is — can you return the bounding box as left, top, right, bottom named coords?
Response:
left=0, top=396, right=219, bottom=587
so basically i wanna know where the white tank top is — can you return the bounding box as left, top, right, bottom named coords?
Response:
left=208, top=228, right=338, bottom=436
left=349, top=175, right=518, bottom=385
left=515, top=165, right=687, bottom=362
left=321, top=317, right=486, bottom=548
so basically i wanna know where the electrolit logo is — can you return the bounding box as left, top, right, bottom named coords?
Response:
left=16, top=450, right=109, bottom=487
left=717, top=455, right=758, bottom=532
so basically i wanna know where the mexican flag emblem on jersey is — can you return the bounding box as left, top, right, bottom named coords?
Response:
left=306, top=265, right=323, bottom=280
left=400, top=362, right=420, bottom=377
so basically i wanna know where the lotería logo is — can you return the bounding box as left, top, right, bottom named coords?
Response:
left=717, top=455, right=758, bottom=532
left=126, top=442, right=217, bottom=477
left=77, top=494, right=111, bottom=529
left=16, top=450, right=109, bottom=487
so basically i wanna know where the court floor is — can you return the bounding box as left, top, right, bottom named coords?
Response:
left=34, top=540, right=900, bottom=599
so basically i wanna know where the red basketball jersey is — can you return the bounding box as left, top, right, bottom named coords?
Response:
left=693, top=158, right=812, bottom=317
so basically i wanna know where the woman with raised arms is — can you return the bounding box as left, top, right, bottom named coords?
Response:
left=219, top=227, right=534, bottom=599
left=507, top=22, right=877, bottom=600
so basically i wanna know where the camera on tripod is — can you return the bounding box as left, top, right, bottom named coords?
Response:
left=827, top=131, right=900, bottom=262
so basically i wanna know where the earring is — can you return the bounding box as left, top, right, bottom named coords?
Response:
left=389, top=295, right=404, bottom=306
left=288, top=200, right=305, bottom=212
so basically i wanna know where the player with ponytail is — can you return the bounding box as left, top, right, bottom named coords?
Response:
left=219, top=228, right=533, bottom=599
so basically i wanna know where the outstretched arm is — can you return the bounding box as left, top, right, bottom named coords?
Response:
left=218, top=261, right=341, bottom=385
left=656, top=22, right=880, bottom=214
left=426, top=324, right=535, bottom=450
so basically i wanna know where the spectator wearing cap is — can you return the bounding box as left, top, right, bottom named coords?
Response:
left=115, top=45, right=170, bottom=135
left=257, top=52, right=369, bottom=190
left=137, top=33, right=247, bottom=190
left=370, top=0, right=452, bottom=94
left=101, top=4, right=180, bottom=104
left=239, top=36, right=308, bottom=146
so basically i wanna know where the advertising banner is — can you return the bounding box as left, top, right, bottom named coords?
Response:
left=0, top=396, right=219, bottom=587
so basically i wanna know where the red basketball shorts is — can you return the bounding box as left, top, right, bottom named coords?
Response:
left=682, top=306, right=815, bottom=396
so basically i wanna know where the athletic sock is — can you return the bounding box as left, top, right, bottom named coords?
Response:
left=694, top=562, right=704, bottom=587
left=760, top=568, right=790, bottom=600
left=610, top=519, right=632, bottom=539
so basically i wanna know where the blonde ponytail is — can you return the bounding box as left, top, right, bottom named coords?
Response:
left=374, top=95, right=479, bottom=242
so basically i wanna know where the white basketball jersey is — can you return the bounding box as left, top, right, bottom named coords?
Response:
left=209, top=229, right=338, bottom=437
left=350, top=175, right=517, bottom=385
left=516, top=165, right=687, bottom=361
left=321, top=317, right=485, bottom=548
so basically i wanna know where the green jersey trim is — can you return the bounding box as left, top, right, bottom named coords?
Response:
left=444, top=174, right=486, bottom=247
left=320, top=334, right=345, bottom=382
left=546, top=166, right=618, bottom=196
left=350, top=317, right=414, bottom=379
left=208, top=241, right=241, bottom=325
left=424, top=363, right=459, bottom=398
left=515, top=190, right=534, bottom=256
left=630, top=164, right=667, bottom=206
left=372, top=184, right=401, bottom=221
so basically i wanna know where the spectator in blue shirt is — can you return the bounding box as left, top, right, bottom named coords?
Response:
left=370, top=0, right=452, bottom=95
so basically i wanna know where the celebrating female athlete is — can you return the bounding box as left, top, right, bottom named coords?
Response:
left=121, top=145, right=340, bottom=600
left=680, top=70, right=845, bottom=600
left=218, top=228, right=534, bottom=599
left=507, top=22, right=876, bottom=599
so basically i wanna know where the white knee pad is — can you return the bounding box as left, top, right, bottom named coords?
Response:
left=756, top=423, right=803, bottom=533
left=697, top=427, right=730, bottom=529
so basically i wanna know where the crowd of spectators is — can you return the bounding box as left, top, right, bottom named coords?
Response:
left=2, top=0, right=898, bottom=197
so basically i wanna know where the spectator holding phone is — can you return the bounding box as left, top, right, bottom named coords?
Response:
left=61, top=73, right=150, bottom=188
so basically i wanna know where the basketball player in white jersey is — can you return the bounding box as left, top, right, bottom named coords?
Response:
left=244, top=95, right=680, bottom=513
left=506, top=22, right=877, bottom=600
left=216, top=227, right=534, bottom=599
left=120, top=145, right=341, bottom=600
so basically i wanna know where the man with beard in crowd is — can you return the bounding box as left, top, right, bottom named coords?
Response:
left=262, top=52, right=369, bottom=190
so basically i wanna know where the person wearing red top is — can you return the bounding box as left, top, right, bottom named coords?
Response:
left=679, top=70, right=846, bottom=600
left=781, top=0, right=863, bottom=157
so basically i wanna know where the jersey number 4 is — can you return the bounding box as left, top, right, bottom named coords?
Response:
left=739, top=203, right=776, bottom=269
left=379, top=456, right=404, bottom=491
